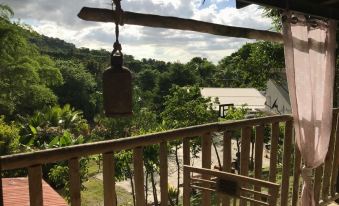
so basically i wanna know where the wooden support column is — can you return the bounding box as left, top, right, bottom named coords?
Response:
left=280, top=120, right=293, bottom=206
left=133, top=147, right=145, bottom=206
left=322, top=112, right=338, bottom=201
left=183, top=138, right=191, bottom=206
left=78, top=7, right=283, bottom=43
left=240, top=127, right=251, bottom=206
left=291, top=145, right=301, bottom=206
left=160, top=142, right=168, bottom=206
left=69, top=158, right=81, bottom=206
left=103, top=152, right=116, bottom=206
left=253, top=125, right=264, bottom=206
left=202, top=133, right=212, bottom=206
left=28, top=165, right=43, bottom=206
left=222, top=131, right=232, bottom=206
left=331, top=113, right=339, bottom=196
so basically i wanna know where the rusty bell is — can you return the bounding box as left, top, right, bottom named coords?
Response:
left=103, top=53, right=132, bottom=117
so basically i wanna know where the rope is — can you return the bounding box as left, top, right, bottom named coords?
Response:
left=112, top=0, right=123, bottom=55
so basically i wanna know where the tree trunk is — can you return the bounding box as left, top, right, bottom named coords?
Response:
left=145, top=171, right=149, bottom=204
left=151, top=171, right=158, bottom=206
left=212, top=141, right=222, bottom=169
left=127, top=164, right=136, bottom=206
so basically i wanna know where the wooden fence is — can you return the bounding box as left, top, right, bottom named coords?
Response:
left=1, top=111, right=339, bottom=206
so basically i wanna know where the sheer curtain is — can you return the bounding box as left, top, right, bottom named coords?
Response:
left=282, top=12, right=337, bottom=206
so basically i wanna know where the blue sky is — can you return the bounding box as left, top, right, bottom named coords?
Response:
left=3, top=0, right=272, bottom=63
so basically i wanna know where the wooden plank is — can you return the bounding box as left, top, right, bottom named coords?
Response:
left=133, top=147, right=145, bottom=206
left=183, top=137, right=191, bottom=206
left=103, top=153, right=116, bottom=206
left=240, top=126, right=252, bottom=206
left=28, top=165, right=43, bottom=206
left=254, top=125, right=264, bottom=206
left=322, top=112, right=338, bottom=201
left=1, top=115, right=293, bottom=171
left=160, top=142, right=168, bottom=206
left=280, top=120, right=293, bottom=206
left=69, top=158, right=81, bottom=206
left=269, top=122, right=279, bottom=183
left=202, top=133, right=212, bottom=206
left=291, top=145, right=302, bottom=206
left=314, top=165, right=324, bottom=204
left=222, top=131, right=232, bottom=206
left=331, top=113, right=339, bottom=196
left=78, top=7, right=283, bottom=43
left=185, top=166, right=280, bottom=188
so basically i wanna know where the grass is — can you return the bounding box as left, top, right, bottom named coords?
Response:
left=81, top=157, right=134, bottom=206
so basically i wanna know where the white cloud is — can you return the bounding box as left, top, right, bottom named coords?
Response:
left=3, top=0, right=273, bottom=63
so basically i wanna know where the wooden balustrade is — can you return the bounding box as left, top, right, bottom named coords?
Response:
left=2, top=111, right=339, bottom=205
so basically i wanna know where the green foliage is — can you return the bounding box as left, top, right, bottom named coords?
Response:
left=0, top=116, right=20, bottom=155
left=0, top=4, right=13, bottom=21
left=0, top=19, right=62, bottom=117
left=19, top=104, right=89, bottom=149
left=161, top=85, right=217, bottom=129
left=55, top=60, right=98, bottom=120
left=217, top=41, right=284, bottom=90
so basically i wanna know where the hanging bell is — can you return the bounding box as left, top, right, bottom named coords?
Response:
left=103, top=53, right=133, bottom=117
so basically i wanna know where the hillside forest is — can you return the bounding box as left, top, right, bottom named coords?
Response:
left=0, top=4, right=313, bottom=205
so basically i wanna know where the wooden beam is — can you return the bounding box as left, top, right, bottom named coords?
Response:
left=78, top=7, right=283, bottom=43
left=236, top=0, right=339, bottom=20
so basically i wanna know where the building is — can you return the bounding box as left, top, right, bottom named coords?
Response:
left=200, top=87, right=266, bottom=117
left=2, top=178, right=68, bottom=206
left=265, top=79, right=291, bottom=114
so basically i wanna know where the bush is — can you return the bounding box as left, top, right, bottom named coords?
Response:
left=0, top=116, right=20, bottom=155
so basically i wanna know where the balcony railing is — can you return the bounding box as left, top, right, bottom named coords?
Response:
left=1, top=110, right=339, bottom=206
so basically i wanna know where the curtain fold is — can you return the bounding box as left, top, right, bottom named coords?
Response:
left=282, top=12, right=337, bottom=206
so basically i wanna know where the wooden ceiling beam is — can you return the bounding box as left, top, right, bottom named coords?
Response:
left=236, top=0, right=339, bottom=20
left=78, top=7, right=283, bottom=43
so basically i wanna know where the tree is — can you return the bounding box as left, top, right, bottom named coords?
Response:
left=55, top=60, right=98, bottom=121
left=160, top=85, right=217, bottom=205
left=0, top=19, right=62, bottom=117
left=217, top=41, right=284, bottom=90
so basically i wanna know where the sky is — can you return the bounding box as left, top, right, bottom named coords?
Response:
left=3, top=0, right=273, bottom=63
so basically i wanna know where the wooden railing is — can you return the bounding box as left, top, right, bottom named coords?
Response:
left=1, top=111, right=339, bottom=206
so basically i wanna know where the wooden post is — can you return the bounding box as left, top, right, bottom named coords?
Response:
left=240, top=126, right=251, bottom=206
left=202, top=133, right=212, bottom=206
left=280, top=120, right=293, bottom=206
left=160, top=142, right=168, bottom=206
left=254, top=125, right=264, bottom=206
left=183, top=138, right=191, bottom=206
left=331, top=113, right=339, bottom=196
left=322, top=112, right=338, bottom=201
left=291, top=145, right=301, bottom=206
left=103, top=152, right=116, bottom=206
left=78, top=7, right=283, bottom=43
left=314, top=165, right=324, bottom=204
left=269, top=122, right=279, bottom=183
left=222, top=131, right=232, bottom=206
left=133, top=147, right=145, bottom=206
left=69, top=158, right=81, bottom=206
left=28, top=165, right=43, bottom=206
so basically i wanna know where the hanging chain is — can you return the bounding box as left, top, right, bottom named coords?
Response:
left=112, top=0, right=123, bottom=55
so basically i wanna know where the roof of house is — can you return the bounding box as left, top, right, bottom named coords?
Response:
left=200, top=88, right=266, bottom=110
left=2, top=178, right=68, bottom=206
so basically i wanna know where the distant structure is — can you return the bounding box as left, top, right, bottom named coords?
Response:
left=200, top=88, right=266, bottom=117
left=265, top=79, right=291, bottom=114
left=2, top=178, right=68, bottom=206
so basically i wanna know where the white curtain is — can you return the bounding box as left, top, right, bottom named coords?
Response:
left=282, top=12, right=337, bottom=206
